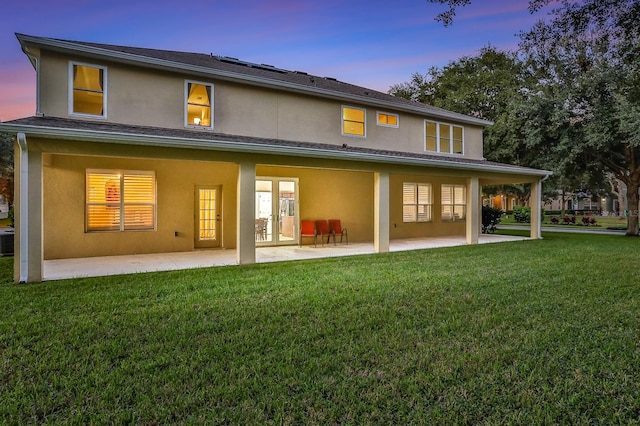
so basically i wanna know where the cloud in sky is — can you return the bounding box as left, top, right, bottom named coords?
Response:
left=1, top=0, right=546, bottom=121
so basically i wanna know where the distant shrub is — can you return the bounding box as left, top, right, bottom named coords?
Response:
left=513, top=206, right=531, bottom=223
left=482, top=206, right=502, bottom=233
left=550, top=216, right=559, bottom=224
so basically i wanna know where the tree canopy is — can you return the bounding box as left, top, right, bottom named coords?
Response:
left=403, top=0, right=640, bottom=234
left=0, top=132, right=13, bottom=205
left=426, top=0, right=556, bottom=26
left=518, top=0, right=640, bottom=234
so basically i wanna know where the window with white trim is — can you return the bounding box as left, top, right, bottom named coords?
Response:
left=377, top=111, right=399, bottom=128
left=425, top=120, right=463, bottom=154
left=403, top=183, right=433, bottom=222
left=86, top=170, right=156, bottom=232
left=441, top=184, right=466, bottom=221
left=342, top=106, right=366, bottom=137
left=70, top=62, right=107, bottom=117
left=185, top=80, right=213, bottom=128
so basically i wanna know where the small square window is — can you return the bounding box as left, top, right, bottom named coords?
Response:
left=377, top=112, right=399, bottom=128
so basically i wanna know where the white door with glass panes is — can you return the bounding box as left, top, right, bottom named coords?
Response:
left=195, top=186, right=221, bottom=248
left=255, top=178, right=299, bottom=246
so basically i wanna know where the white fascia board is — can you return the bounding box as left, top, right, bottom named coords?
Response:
left=16, top=34, right=492, bottom=127
left=0, top=122, right=552, bottom=177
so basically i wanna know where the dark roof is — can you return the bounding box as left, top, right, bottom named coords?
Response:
left=0, top=116, right=548, bottom=176
left=15, top=33, right=491, bottom=127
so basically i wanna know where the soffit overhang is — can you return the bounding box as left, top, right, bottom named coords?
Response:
left=0, top=119, right=552, bottom=178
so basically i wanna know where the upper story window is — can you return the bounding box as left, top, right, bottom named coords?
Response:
left=86, top=170, right=156, bottom=232
left=425, top=120, right=464, bottom=155
left=342, top=106, right=366, bottom=137
left=70, top=62, right=107, bottom=117
left=185, top=80, right=213, bottom=129
left=377, top=112, right=399, bottom=128
left=403, top=183, right=432, bottom=222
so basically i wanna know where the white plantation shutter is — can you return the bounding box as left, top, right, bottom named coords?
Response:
left=403, top=183, right=432, bottom=222
left=86, top=172, right=121, bottom=231
left=441, top=184, right=466, bottom=221
left=86, top=170, right=156, bottom=232
left=123, top=173, right=155, bottom=230
left=403, top=183, right=417, bottom=222
left=417, top=184, right=432, bottom=222
left=454, top=185, right=466, bottom=219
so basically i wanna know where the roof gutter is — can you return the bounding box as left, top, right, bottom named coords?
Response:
left=0, top=123, right=552, bottom=177
left=15, top=34, right=492, bottom=127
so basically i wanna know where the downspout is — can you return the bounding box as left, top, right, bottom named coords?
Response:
left=17, top=133, right=28, bottom=283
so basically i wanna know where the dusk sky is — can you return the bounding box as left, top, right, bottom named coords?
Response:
left=0, top=0, right=554, bottom=122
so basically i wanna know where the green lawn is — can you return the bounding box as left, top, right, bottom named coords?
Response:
left=2, top=233, right=640, bottom=424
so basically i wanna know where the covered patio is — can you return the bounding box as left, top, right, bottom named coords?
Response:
left=43, top=234, right=528, bottom=281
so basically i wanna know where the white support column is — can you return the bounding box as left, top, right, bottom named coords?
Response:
left=530, top=178, right=542, bottom=239
left=374, top=172, right=390, bottom=253
left=237, top=161, right=256, bottom=265
left=466, top=177, right=480, bottom=245
left=28, top=150, right=43, bottom=282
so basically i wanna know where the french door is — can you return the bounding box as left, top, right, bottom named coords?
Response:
left=195, top=186, right=221, bottom=248
left=255, top=177, right=299, bottom=246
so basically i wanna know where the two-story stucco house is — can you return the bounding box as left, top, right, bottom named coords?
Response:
left=0, top=34, right=550, bottom=283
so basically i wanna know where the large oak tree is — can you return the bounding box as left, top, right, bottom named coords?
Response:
left=420, top=0, right=640, bottom=235
left=518, top=0, right=640, bottom=235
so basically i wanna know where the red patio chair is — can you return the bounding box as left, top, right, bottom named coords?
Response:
left=300, top=220, right=318, bottom=247
left=315, top=220, right=331, bottom=247
left=328, top=219, right=348, bottom=245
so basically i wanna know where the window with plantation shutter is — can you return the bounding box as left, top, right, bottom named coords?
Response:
left=441, top=184, right=466, bottom=222
left=403, top=183, right=432, bottom=222
left=86, top=170, right=156, bottom=232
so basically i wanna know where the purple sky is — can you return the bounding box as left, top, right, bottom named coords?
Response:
left=0, top=0, right=553, bottom=122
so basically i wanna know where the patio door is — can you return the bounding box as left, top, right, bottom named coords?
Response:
left=256, top=177, right=299, bottom=246
left=195, top=186, right=221, bottom=248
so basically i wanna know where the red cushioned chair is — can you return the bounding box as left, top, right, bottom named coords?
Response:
left=315, top=220, right=331, bottom=247
left=328, top=219, right=348, bottom=245
left=300, top=220, right=318, bottom=247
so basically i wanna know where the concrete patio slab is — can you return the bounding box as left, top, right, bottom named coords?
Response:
left=43, top=234, right=527, bottom=281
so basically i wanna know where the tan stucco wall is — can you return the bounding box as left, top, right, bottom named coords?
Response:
left=43, top=154, right=238, bottom=259
left=37, top=51, right=486, bottom=160
left=257, top=165, right=375, bottom=243
left=389, top=174, right=468, bottom=239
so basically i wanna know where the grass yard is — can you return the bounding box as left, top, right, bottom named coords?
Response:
left=1, top=233, right=640, bottom=424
